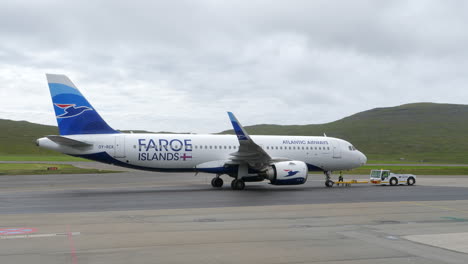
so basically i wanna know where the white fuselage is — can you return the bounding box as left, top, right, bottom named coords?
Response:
left=37, top=133, right=367, bottom=172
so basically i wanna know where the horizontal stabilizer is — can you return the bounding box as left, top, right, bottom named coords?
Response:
left=47, top=135, right=92, bottom=147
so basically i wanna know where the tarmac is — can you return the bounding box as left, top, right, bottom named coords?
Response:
left=1, top=163, right=468, bottom=263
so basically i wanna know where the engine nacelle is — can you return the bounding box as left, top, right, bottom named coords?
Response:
left=264, top=161, right=308, bottom=185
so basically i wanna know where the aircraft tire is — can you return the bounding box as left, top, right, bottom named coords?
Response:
left=211, top=178, right=216, bottom=187
left=231, top=179, right=245, bottom=190
left=325, top=180, right=334, bottom=188
left=211, top=177, right=223, bottom=188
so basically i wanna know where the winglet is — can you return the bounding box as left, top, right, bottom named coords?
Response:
left=227, top=112, right=250, bottom=141
left=227, top=112, right=272, bottom=167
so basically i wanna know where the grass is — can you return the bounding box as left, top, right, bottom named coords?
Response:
left=0, top=155, right=88, bottom=162
left=341, top=165, right=468, bottom=175
left=0, top=163, right=118, bottom=175
left=365, top=160, right=451, bottom=164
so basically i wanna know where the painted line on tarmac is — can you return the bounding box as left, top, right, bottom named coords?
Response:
left=0, top=228, right=37, bottom=235
left=404, top=201, right=468, bottom=214
left=0, top=232, right=80, bottom=239
left=68, top=226, right=78, bottom=264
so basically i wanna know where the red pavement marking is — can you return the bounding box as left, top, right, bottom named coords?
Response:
left=67, top=226, right=78, bottom=264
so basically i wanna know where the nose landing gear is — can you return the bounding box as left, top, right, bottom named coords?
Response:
left=324, top=171, right=334, bottom=187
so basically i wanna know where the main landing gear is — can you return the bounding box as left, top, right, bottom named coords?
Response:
left=231, top=179, right=245, bottom=190
left=324, top=171, right=334, bottom=187
left=210, top=175, right=246, bottom=190
left=211, top=163, right=249, bottom=190
left=211, top=176, right=223, bottom=188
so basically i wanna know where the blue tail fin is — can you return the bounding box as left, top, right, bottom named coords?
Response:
left=46, top=74, right=118, bottom=135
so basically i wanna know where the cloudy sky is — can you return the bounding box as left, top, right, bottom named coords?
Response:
left=1, top=0, right=467, bottom=133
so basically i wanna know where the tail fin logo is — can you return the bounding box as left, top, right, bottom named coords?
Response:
left=55, top=103, right=93, bottom=118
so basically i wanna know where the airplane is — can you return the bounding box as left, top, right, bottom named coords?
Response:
left=37, top=74, right=367, bottom=190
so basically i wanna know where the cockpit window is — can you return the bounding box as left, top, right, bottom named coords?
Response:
left=349, top=145, right=357, bottom=151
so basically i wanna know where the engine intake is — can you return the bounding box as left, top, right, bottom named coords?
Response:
left=265, top=161, right=308, bottom=185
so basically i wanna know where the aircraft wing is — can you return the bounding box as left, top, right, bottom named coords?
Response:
left=227, top=112, right=272, bottom=170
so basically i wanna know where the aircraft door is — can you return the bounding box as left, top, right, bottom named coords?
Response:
left=331, top=140, right=341, bottom=158
left=114, top=135, right=126, bottom=158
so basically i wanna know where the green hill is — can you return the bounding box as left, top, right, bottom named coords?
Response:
left=0, top=119, right=75, bottom=160
left=0, top=119, right=73, bottom=160
left=221, top=103, right=468, bottom=164
left=0, top=119, right=58, bottom=155
left=2, top=102, right=468, bottom=163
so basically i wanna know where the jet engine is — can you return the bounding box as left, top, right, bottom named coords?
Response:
left=263, top=161, right=308, bottom=185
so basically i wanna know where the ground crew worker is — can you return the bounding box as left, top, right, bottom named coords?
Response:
left=337, top=171, right=344, bottom=186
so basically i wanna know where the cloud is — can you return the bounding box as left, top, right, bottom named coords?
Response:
left=1, top=0, right=468, bottom=133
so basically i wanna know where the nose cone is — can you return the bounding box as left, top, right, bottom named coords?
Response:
left=359, top=151, right=367, bottom=165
